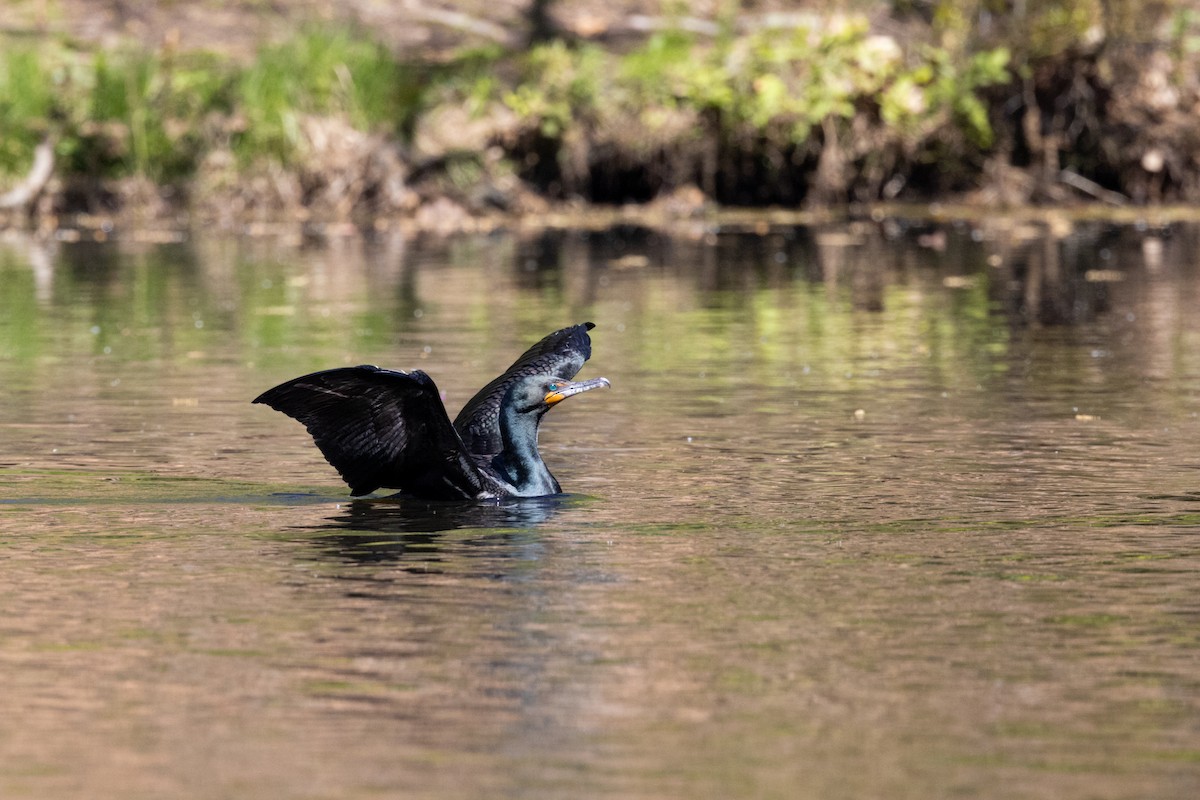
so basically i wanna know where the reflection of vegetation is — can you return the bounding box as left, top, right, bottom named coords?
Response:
left=0, top=242, right=331, bottom=373
left=0, top=222, right=1193, bottom=431
left=628, top=273, right=1010, bottom=405
left=0, top=247, right=40, bottom=365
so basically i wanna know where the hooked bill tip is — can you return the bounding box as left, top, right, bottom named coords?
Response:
left=544, top=376, right=611, bottom=405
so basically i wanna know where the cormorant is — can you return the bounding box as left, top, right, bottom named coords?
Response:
left=253, top=322, right=609, bottom=500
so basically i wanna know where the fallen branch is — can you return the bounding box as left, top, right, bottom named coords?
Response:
left=0, top=138, right=54, bottom=209
left=400, top=0, right=516, bottom=46
left=575, top=11, right=834, bottom=40
left=622, top=15, right=721, bottom=37
left=1058, top=168, right=1128, bottom=206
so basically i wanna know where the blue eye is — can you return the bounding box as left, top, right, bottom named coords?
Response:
left=548, top=383, right=559, bottom=391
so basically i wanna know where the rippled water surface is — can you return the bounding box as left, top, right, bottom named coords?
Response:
left=2, top=221, right=1199, bottom=799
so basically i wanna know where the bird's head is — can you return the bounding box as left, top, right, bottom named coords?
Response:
left=507, top=374, right=611, bottom=416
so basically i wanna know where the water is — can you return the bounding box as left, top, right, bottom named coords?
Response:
left=1, top=220, right=1198, bottom=799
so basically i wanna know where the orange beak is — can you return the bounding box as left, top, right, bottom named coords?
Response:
left=544, top=377, right=611, bottom=406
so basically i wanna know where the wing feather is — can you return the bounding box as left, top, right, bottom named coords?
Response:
left=254, top=366, right=486, bottom=498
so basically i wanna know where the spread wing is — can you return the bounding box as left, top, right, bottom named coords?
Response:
left=453, top=322, right=595, bottom=456
left=254, top=366, right=487, bottom=498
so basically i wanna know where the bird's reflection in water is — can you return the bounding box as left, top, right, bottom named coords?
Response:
left=301, top=494, right=582, bottom=570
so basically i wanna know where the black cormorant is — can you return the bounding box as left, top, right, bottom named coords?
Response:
left=253, top=322, right=609, bottom=500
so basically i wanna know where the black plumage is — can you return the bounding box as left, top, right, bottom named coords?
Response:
left=253, top=323, right=609, bottom=500
left=454, top=321, right=594, bottom=455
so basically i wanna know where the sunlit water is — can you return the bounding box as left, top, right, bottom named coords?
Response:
left=1, top=220, right=1198, bottom=799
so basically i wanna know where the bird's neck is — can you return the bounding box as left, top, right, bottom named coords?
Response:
left=494, top=407, right=560, bottom=496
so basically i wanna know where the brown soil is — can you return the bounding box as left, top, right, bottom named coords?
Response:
left=5, top=2, right=1200, bottom=234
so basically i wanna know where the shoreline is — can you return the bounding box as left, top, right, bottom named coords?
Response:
left=2, top=2, right=1196, bottom=232
left=7, top=195, right=1196, bottom=245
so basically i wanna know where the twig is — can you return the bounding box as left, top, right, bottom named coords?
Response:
left=623, top=15, right=721, bottom=37
left=400, top=0, right=515, bottom=46
left=581, top=11, right=832, bottom=39
left=1058, top=168, right=1128, bottom=206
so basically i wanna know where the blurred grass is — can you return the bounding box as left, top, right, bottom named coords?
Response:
left=0, top=25, right=426, bottom=183
left=234, top=27, right=423, bottom=163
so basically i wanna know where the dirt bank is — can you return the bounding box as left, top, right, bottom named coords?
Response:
left=2, top=1, right=1198, bottom=233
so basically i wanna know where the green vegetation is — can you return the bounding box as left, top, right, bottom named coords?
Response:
left=0, top=47, right=58, bottom=177
left=1, top=1, right=1199, bottom=216
left=0, top=15, right=1013, bottom=200
left=234, top=28, right=422, bottom=163
left=501, top=22, right=1009, bottom=179
left=0, top=28, right=423, bottom=182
